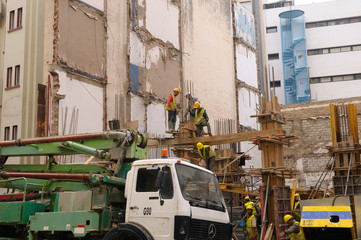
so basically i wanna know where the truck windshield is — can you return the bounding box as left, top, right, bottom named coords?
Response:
left=175, top=163, right=226, bottom=212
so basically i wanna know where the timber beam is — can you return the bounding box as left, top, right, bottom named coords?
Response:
left=148, top=128, right=284, bottom=147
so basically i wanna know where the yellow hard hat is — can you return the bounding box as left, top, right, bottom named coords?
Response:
left=173, top=88, right=180, bottom=93
left=244, top=196, right=250, bottom=201
left=246, top=205, right=254, bottom=210
left=295, top=193, right=300, bottom=197
left=197, top=142, right=203, bottom=149
left=194, top=102, right=200, bottom=109
left=284, top=214, right=293, bottom=223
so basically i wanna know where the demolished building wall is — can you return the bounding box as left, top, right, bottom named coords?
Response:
left=53, top=0, right=106, bottom=136
left=181, top=0, right=237, bottom=130
left=282, top=97, right=361, bottom=189
left=128, top=0, right=181, bottom=138
left=234, top=2, right=262, bottom=168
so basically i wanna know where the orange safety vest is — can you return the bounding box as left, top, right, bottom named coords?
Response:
left=165, top=94, right=176, bottom=111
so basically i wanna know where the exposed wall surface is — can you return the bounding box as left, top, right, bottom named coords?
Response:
left=182, top=0, right=237, bottom=126
left=145, top=0, right=179, bottom=49
left=128, top=0, right=181, bottom=135
left=56, top=70, right=103, bottom=134
left=235, top=46, right=258, bottom=88
left=106, top=0, right=129, bottom=124
left=57, top=0, right=106, bottom=79
left=81, top=0, right=104, bottom=11
left=281, top=97, right=361, bottom=188
left=238, top=88, right=259, bottom=131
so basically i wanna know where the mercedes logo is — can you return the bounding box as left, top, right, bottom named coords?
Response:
left=208, top=224, right=216, bottom=239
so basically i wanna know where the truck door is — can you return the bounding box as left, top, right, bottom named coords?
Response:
left=127, top=165, right=176, bottom=239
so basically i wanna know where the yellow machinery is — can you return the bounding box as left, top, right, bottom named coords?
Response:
left=301, top=205, right=355, bottom=240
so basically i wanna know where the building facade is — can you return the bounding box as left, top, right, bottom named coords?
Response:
left=0, top=0, right=260, bottom=163
left=263, top=0, right=361, bottom=104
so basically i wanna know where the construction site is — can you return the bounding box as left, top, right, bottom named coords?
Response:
left=0, top=0, right=360, bottom=239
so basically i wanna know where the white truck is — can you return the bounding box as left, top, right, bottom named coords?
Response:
left=104, top=158, right=232, bottom=240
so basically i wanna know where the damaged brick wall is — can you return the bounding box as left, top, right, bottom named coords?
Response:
left=281, top=97, right=361, bottom=188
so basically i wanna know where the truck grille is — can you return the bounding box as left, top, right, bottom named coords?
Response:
left=188, top=218, right=232, bottom=240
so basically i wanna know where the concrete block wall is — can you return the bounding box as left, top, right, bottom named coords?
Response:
left=281, top=97, right=361, bottom=189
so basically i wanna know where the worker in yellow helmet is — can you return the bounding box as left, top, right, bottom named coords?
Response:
left=246, top=205, right=258, bottom=240
left=190, top=102, right=212, bottom=136
left=293, top=193, right=301, bottom=221
left=165, top=88, right=180, bottom=132
left=244, top=196, right=257, bottom=215
left=196, top=142, right=215, bottom=171
left=280, top=214, right=305, bottom=240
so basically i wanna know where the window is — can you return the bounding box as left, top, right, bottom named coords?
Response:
left=14, top=65, right=20, bottom=86
left=12, top=125, right=18, bottom=140
left=320, top=77, right=331, bottom=83
left=306, top=16, right=361, bottom=28
left=6, top=67, right=12, bottom=88
left=332, top=76, right=343, bottom=82
left=266, top=26, right=277, bottom=33
left=353, top=45, right=361, bottom=51
left=9, top=10, right=15, bottom=30
left=330, top=47, right=341, bottom=53
left=343, top=75, right=354, bottom=81
left=268, top=53, right=279, bottom=60
left=17, top=8, right=23, bottom=28
left=270, top=80, right=281, bottom=88
left=4, top=127, right=10, bottom=141
left=310, top=78, right=320, bottom=84
left=341, top=47, right=351, bottom=52
left=136, top=166, right=173, bottom=199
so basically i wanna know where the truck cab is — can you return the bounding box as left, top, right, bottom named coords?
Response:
left=110, top=158, right=232, bottom=240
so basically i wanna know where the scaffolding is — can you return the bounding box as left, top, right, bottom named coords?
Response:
left=279, top=10, right=310, bottom=104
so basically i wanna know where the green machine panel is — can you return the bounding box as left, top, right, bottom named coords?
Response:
left=29, top=210, right=111, bottom=237
left=0, top=202, right=45, bottom=224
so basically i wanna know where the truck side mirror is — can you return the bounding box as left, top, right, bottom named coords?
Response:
left=156, top=170, right=168, bottom=189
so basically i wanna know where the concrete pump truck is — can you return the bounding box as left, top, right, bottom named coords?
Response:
left=0, top=129, right=232, bottom=240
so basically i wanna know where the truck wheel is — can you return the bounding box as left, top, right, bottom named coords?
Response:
left=103, top=223, right=153, bottom=240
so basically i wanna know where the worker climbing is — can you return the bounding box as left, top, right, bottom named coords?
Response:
left=196, top=142, right=215, bottom=171
left=280, top=214, right=305, bottom=240
left=191, top=102, right=212, bottom=137
left=246, top=205, right=258, bottom=240
left=165, top=88, right=180, bottom=133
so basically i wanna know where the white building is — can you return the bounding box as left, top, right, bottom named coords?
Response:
left=263, top=0, right=361, bottom=104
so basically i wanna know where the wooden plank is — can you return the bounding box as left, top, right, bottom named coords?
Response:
left=148, top=128, right=283, bottom=147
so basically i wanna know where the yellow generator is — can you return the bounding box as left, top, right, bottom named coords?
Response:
left=301, top=206, right=355, bottom=240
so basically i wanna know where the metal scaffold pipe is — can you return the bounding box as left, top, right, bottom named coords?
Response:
left=0, top=172, right=90, bottom=180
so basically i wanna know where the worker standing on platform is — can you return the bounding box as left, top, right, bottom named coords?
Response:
left=191, top=102, right=212, bottom=136
left=293, top=193, right=301, bottom=221
left=196, top=142, right=215, bottom=171
left=280, top=214, right=305, bottom=240
left=165, top=88, right=180, bottom=132
left=246, top=205, right=258, bottom=240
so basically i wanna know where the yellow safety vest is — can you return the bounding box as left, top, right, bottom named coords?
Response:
left=294, top=201, right=300, bottom=215
left=246, top=214, right=257, bottom=237
left=194, top=108, right=205, bottom=125
left=198, top=145, right=215, bottom=159
left=165, top=94, right=176, bottom=111
left=289, top=221, right=305, bottom=240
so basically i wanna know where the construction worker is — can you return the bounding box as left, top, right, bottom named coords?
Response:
left=246, top=205, right=258, bottom=240
left=196, top=142, right=215, bottom=171
left=293, top=193, right=301, bottom=220
left=280, top=214, right=305, bottom=240
left=191, top=102, right=212, bottom=137
left=244, top=196, right=257, bottom=215
left=165, top=88, right=180, bottom=132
